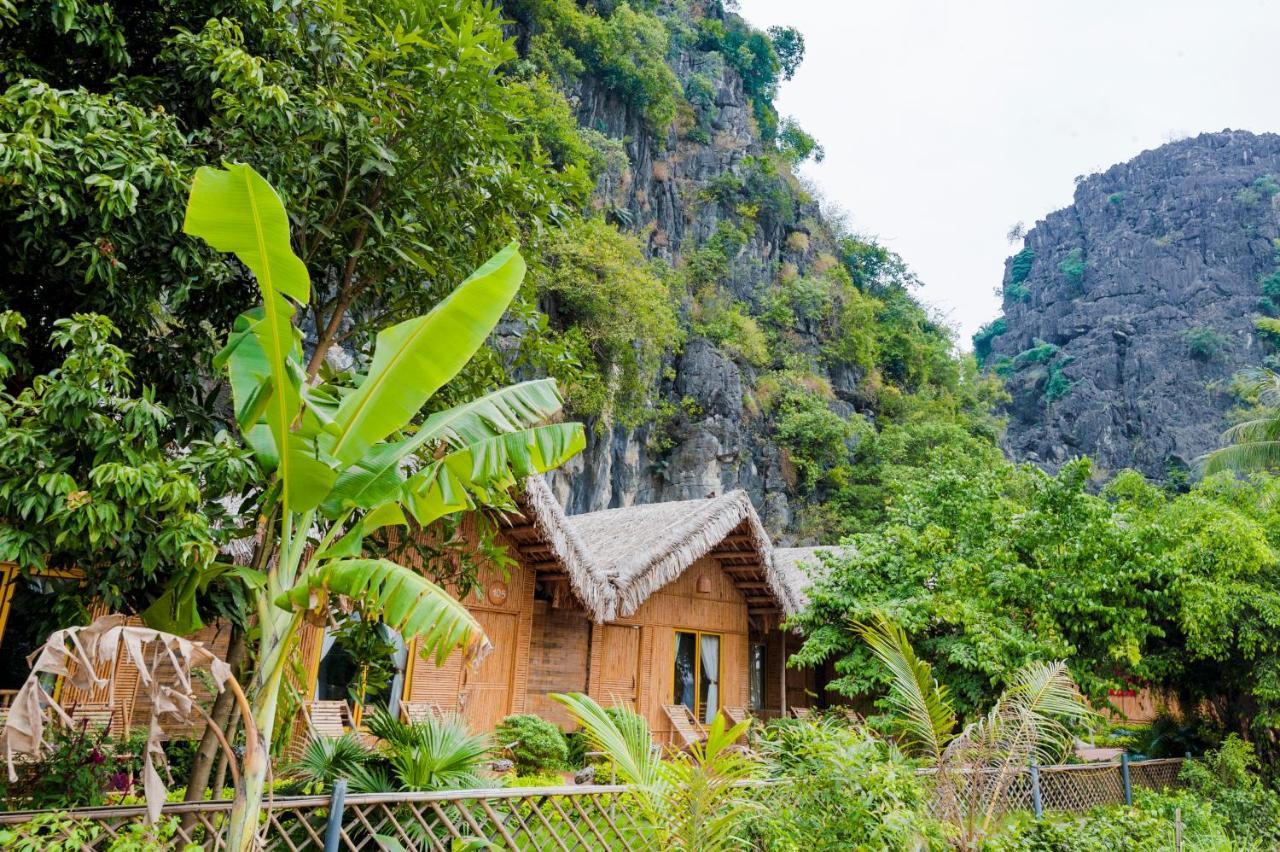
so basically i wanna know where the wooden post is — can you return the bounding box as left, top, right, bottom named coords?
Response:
left=1029, top=758, right=1043, bottom=819
left=1121, top=752, right=1132, bottom=805
left=324, top=778, right=348, bottom=852
left=1175, top=807, right=1183, bottom=851
left=778, top=630, right=787, bottom=718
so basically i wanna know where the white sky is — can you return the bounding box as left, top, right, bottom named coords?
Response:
left=736, top=0, right=1280, bottom=345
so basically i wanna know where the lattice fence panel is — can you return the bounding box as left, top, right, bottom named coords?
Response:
left=0, top=759, right=1190, bottom=849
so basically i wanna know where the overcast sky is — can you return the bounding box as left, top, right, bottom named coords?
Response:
left=736, top=0, right=1280, bottom=345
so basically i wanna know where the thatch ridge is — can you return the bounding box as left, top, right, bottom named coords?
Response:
left=518, top=476, right=618, bottom=621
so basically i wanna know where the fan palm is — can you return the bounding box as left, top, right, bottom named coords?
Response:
left=178, top=164, right=585, bottom=850
left=1201, top=366, right=1280, bottom=474
left=855, top=612, right=1096, bottom=845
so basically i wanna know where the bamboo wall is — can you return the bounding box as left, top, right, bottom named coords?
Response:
left=583, top=555, right=752, bottom=744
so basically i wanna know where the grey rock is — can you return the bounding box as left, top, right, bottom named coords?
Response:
left=989, top=130, right=1280, bottom=479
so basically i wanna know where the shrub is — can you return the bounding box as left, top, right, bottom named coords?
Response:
left=1008, top=247, right=1035, bottom=287
left=1058, top=248, right=1086, bottom=285
left=1180, top=735, right=1280, bottom=848
left=1, top=722, right=148, bottom=810
left=1043, top=362, right=1073, bottom=404
left=694, top=297, right=771, bottom=366
left=495, top=715, right=569, bottom=776
left=972, top=317, right=1008, bottom=365
left=1184, top=326, right=1229, bottom=361
left=984, top=789, right=1229, bottom=851
left=754, top=718, right=946, bottom=850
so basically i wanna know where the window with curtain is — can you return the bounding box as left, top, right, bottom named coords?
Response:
left=673, top=630, right=721, bottom=722
left=748, top=643, right=765, bottom=710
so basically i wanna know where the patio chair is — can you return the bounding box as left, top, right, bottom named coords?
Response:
left=721, top=706, right=754, bottom=746
left=302, top=700, right=356, bottom=740
left=400, top=701, right=443, bottom=725
left=789, top=706, right=812, bottom=720
left=663, top=703, right=707, bottom=750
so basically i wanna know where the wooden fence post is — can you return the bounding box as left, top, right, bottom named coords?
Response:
left=324, top=777, right=348, bottom=852
left=1121, top=753, right=1132, bottom=805
left=1029, top=758, right=1043, bottom=819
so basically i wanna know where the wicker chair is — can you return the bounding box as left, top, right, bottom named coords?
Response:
left=663, top=703, right=707, bottom=750
left=302, top=700, right=356, bottom=740
left=400, top=701, right=443, bottom=724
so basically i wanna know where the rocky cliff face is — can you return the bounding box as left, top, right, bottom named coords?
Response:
left=987, top=131, right=1280, bottom=479
left=538, top=8, right=838, bottom=534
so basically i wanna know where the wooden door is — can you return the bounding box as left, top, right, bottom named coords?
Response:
left=460, top=610, right=518, bottom=731
left=598, top=625, right=640, bottom=710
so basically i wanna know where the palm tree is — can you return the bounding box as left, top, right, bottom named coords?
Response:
left=552, top=693, right=760, bottom=852
left=181, top=164, right=586, bottom=849
left=855, top=614, right=1095, bottom=845
left=1201, top=366, right=1280, bottom=474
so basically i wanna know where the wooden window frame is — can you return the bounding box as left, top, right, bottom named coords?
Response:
left=672, top=629, right=723, bottom=722
left=309, top=616, right=414, bottom=727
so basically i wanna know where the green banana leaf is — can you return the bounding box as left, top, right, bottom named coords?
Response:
left=185, top=164, right=319, bottom=509
left=324, top=242, right=526, bottom=466
left=279, top=558, right=490, bottom=664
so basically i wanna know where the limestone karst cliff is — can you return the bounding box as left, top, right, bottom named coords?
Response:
left=982, top=131, right=1280, bottom=479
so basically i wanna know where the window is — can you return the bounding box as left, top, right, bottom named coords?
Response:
left=673, top=630, right=721, bottom=723
left=748, top=643, right=766, bottom=710
left=314, top=616, right=408, bottom=724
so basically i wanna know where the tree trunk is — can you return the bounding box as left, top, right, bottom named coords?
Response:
left=182, top=625, right=247, bottom=826
left=211, top=705, right=241, bottom=797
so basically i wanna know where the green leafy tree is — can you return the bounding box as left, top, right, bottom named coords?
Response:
left=0, top=311, right=253, bottom=629
left=180, top=163, right=584, bottom=849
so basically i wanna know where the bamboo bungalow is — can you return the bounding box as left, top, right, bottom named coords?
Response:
left=0, top=479, right=835, bottom=747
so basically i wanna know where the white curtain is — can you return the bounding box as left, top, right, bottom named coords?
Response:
left=700, top=635, right=720, bottom=723
left=385, top=626, right=408, bottom=718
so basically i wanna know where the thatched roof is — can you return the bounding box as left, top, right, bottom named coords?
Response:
left=566, top=490, right=791, bottom=619
left=516, top=476, right=617, bottom=621
left=772, top=546, right=848, bottom=608
left=510, top=478, right=806, bottom=622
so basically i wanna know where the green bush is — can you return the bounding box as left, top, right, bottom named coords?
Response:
left=1180, top=735, right=1280, bottom=848
left=973, top=317, right=1008, bottom=365
left=754, top=718, right=946, bottom=850
left=1058, top=248, right=1086, bottom=285
left=495, top=715, right=569, bottom=776
left=1184, top=326, right=1229, bottom=361
left=983, top=789, right=1230, bottom=851
left=1009, top=247, right=1035, bottom=288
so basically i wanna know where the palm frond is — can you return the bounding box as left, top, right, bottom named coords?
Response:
left=383, top=713, right=493, bottom=791
left=551, top=693, right=662, bottom=789
left=854, top=613, right=956, bottom=762
left=289, top=733, right=371, bottom=789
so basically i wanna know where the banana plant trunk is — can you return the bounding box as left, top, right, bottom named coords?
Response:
left=226, top=606, right=295, bottom=851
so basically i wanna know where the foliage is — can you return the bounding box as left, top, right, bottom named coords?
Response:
left=553, top=692, right=759, bottom=852
left=695, top=13, right=788, bottom=139
left=853, top=614, right=1094, bottom=844
left=983, top=788, right=1231, bottom=852
left=0, top=812, right=200, bottom=852
left=972, top=317, right=1008, bottom=365
left=495, top=714, right=569, bottom=776
left=2, top=0, right=595, bottom=428
left=518, top=0, right=682, bottom=132
left=530, top=217, right=681, bottom=426
left=754, top=717, right=946, bottom=851
left=1058, top=248, right=1086, bottom=285
left=0, top=722, right=150, bottom=810
left=1180, top=735, right=1280, bottom=847
left=1185, top=326, right=1229, bottom=361
left=292, top=711, right=494, bottom=795
left=695, top=297, right=771, bottom=367
left=1008, top=247, right=1035, bottom=289
left=776, top=119, right=823, bottom=165
left=0, top=313, right=253, bottom=629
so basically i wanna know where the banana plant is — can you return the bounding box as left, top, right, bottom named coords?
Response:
left=183, top=163, right=585, bottom=850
